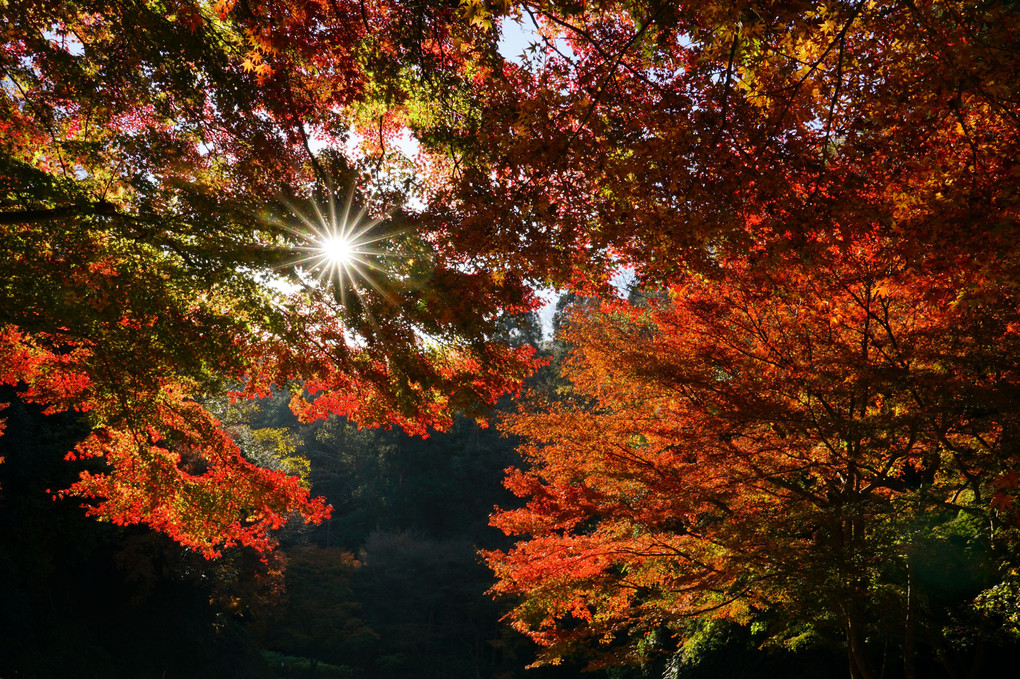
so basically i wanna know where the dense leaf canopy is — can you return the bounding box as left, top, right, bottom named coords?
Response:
left=1, top=0, right=540, bottom=555
left=4, top=3, right=1020, bottom=674
left=474, top=0, right=1020, bottom=674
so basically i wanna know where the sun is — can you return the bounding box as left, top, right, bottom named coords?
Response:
left=320, top=235, right=355, bottom=267
left=279, top=188, right=402, bottom=304
left=302, top=219, right=371, bottom=286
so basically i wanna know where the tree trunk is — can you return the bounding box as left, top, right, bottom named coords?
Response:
left=904, top=559, right=917, bottom=679
left=845, top=606, right=875, bottom=679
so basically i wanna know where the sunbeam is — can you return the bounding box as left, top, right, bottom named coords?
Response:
left=268, top=185, right=414, bottom=315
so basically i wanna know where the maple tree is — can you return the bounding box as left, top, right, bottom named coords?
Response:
left=469, top=0, right=1020, bottom=675
left=488, top=235, right=1020, bottom=676
left=423, top=0, right=1020, bottom=290
left=0, top=0, right=540, bottom=556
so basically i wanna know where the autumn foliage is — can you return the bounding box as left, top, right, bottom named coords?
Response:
left=489, top=233, right=1020, bottom=670
left=476, top=0, right=1020, bottom=675
left=4, top=0, right=1020, bottom=670
left=0, top=0, right=539, bottom=556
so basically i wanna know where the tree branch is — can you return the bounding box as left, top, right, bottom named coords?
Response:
left=0, top=201, right=120, bottom=225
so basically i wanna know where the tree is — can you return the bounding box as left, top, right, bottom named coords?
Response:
left=458, top=0, right=1020, bottom=673
left=424, top=0, right=1020, bottom=290
left=4, top=0, right=1019, bottom=599
left=487, top=234, right=1020, bottom=676
left=0, top=389, right=277, bottom=679
left=1, top=0, right=540, bottom=555
left=259, top=544, right=375, bottom=672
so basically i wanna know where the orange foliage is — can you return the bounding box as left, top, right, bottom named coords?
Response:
left=488, top=231, right=1020, bottom=666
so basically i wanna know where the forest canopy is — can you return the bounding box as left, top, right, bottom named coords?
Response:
left=3, top=0, right=1020, bottom=675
